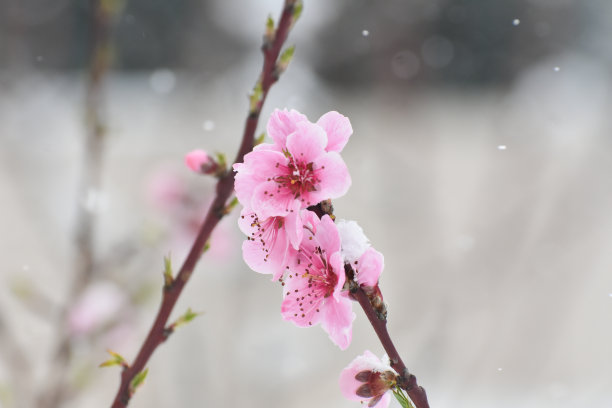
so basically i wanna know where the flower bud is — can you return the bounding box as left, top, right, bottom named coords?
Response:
left=185, top=149, right=219, bottom=175
left=340, top=350, right=398, bottom=407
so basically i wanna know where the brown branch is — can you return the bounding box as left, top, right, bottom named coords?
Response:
left=110, top=1, right=300, bottom=406
left=353, top=287, right=430, bottom=408
left=310, top=201, right=431, bottom=408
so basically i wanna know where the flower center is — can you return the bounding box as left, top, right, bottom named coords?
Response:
left=355, top=370, right=397, bottom=400
left=300, top=246, right=337, bottom=298
left=274, top=157, right=320, bottom=199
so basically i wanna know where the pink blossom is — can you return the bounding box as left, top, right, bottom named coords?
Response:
left=185, top=149, right=217, bottom=174
left=280, top=215, right=355, bottom=349
left=239, top=208, right=319, bottom=280
left=234, top=121, right=351, bottom=222
left=68, top=281, right=127, bottom=336
left=353, top=247, right=384, bottom=288
left=263, top=108, right=353, bottom=153
left=315, top=110, right=353, bottom=153
left=146, top=167, right=232, bottom=262
left=266, top=108, right=308, bottom=150
left=239, top=208, right=290, bottom=280
left=339, top=350, right=398, bottom=408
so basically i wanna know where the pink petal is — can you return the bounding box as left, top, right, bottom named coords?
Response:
left=251, top=180, right=296, bottom=219
left=240, top=227, right=289, bottom=279
left=329, top=251, right=346, bottom=301
left=267, top=108, right=308, bottom=148
left=238, top=208, right=291, bottom=280
left=317, top=111, right=352, bottom=153
left=339, top=364, right=368, bottom=402
left=281, top=274, right=325, bottom=327
left=301, top=209, right=320, bottom=233
left=320, top=292, right=355, bottom=350
left=373, top=393, right=391, bottom=408
left=339, top=351, right=394, bottom=404
left=286, top=121, right=328, bottom=163
left=237, top=207, right=255, bottom=235
left=339, top=350, right=381, bottom=401
left=284, top=201, right=304, bottom=249
left=316, top=215, right=342, bottom=256
left=253, top=142, right=281, bottom=152
left=241, top=148, right=287, bottom=175
left=241, top=237, right=283, bottom=278
left=308, top=151, right=352, bottom=203
left=355, top=248, right=384, bottom=287
left=233, top=149, right=287, bottom=208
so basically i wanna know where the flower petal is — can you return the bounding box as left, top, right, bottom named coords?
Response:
left=286, top=121, right=327, bottom=163
left=184, top=149, right=210, bottom=173
left=355, top=248, right=384, bottom=287
left=281, top=273, right=325, bottom=327
left=267, top=108, right=308, bottom=148
left=372, top=392, right=391, bottom=408
left=329, top=251, right=346, bottom=301
left=237, top=207, right=256, bottom=236
left=284, top=201, right=304, bottom=249
left=241, top=232, right=288, bottom=278
left=233, top=149, right=287, bottom=208
left=251, top=180, right=295, bottom=219
left=317, top=111, right=352, bottom=153
left=339, top=351, right=395, bottom=405
left=316, top=215, right=342, bottom=255
left=310, top=151, right=351, bottom=202
left=321, top=293, right=355, bottom=350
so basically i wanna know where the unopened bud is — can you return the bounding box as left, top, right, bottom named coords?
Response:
left=292, top=1, right=303, bottom=25
left=185, top=149, right=219, bottom=175
left=276, top=45, right=296, bottom=75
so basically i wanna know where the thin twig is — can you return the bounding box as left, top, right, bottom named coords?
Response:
left=110, top=1, right=300, bottom=406
left=353, top=288, right=430, bottom=408
left=312, top=202, right=431, bottom=408
left=0, top=313, right=30, bottom=408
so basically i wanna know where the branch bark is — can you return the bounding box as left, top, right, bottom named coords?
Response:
left=353, top=288, right=430, bottom=408
left=110, top=1, right=300, bottom=406
left=312, top=202, right=431, bottom=408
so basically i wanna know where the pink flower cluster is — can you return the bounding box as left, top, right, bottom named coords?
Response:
left=233, top=108, right=392, bottom=406
left=234, top=108, right=385, bottom=350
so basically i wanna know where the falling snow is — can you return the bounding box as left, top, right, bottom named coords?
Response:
left=202, top=120, right=215, bottom=131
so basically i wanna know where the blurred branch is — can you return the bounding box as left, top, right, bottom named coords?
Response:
left=109, top=1, right=301, bottom=406
left=0, top=313, right=29, bottom=408
left=37, top=0, right=119, bottom=407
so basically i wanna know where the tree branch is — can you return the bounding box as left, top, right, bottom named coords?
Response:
left=110, top=1, right=300, bottom=406
left=311, top=202, right=431, bottom=408
left=353, top=287, right=430, bottom=408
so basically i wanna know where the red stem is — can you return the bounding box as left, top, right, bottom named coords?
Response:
left=353, top=288, right=430, bottom=408
left=110, top=1, right=299, bottom=406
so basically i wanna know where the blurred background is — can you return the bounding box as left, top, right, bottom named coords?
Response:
left=1, top=0, right=611, bottom=407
